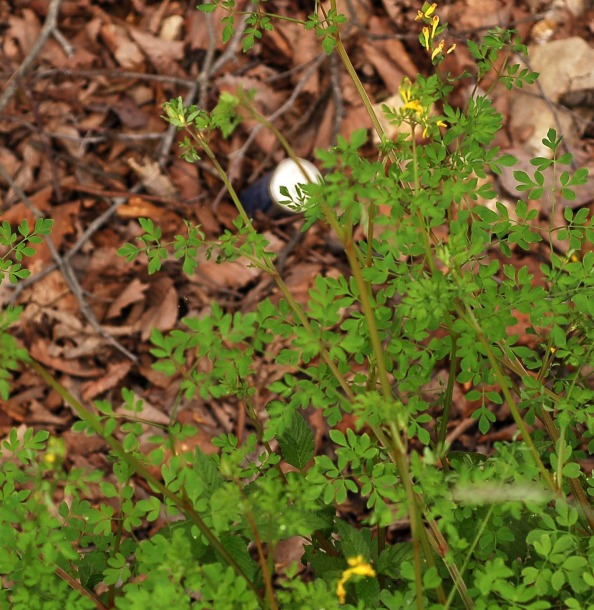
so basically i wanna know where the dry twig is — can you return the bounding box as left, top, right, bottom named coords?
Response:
left=0, top=0, right=63, bottom=114
left=0, top=161, right=138, bottom=363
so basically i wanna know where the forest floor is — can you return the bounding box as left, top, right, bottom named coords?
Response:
left=1, top=0, right=594, bottom=527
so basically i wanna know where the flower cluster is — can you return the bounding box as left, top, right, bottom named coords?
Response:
left=415, top=2, right=456, bottom=62
left=399, top=77, right=446, bottom=138
left=336, top=555, right=376, bottom=604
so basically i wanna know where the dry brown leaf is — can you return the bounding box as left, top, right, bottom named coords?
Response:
left=111, top=96, right=149, bottom=130
left=186, top=4, right=231, bottom=52
left=312, top=98, right=335, bottom=152
left=128, top=28, right=184, bottom=74
left=509, top=37, right=594, bottom=154
left=198, top=257, right=262, bottom=290
left=127, top=158, right=178, bottom=199
left=283, top=262, right=322, bottom=305
left=273, top=537, right=307, bottom=573
left=168, top=157, right=202, bottom=202
left=456, top=0, right=512, bottom=30
left=159, top=15, right=185, bottom=41
left=30, top=339, right=103, bottom=378
left=20, top=271, right=71, bottom=314
left=368, top=16, right=420, bottom=79
left=28, top=400, right=69, bottom=426
left=363, top=43, right=406, bottom=96
left=0, top=147, right=20, bottom=187
left=340, top=73, right=372, bottom=138
left=219, top=74, right=285, bottom=117
left=6, top=9, right=40, bottom=58
left=100, top=23, right=144, bottom=69
left=116, top=396, right=170, bottom=426
left=81, top=361, right=134, bottom=401
left=139, top=276, right=178, bottom=340
left=107, top=278, right=149, bottom=319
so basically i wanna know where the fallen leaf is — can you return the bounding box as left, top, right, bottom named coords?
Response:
left=127, top=158, right=178, bottom=199
left=81, top=361, right=133, bottom=401
left=107, top=278, right=148, bottom=319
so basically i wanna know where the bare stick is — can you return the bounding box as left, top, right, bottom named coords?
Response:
left=0, top=0, right=64, bottom=114
left=32, top=67, right=199, bottom=88
left=0, top=161, right=138, bottom=363
left=52, top=28, right=74, bottom=57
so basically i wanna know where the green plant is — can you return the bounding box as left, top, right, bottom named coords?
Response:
left=0, top=217, right=53, bottom=399
left=2, top=2, right=594, bottom=609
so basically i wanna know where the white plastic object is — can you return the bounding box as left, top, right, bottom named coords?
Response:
left=268, top=158, right=322, bottom=213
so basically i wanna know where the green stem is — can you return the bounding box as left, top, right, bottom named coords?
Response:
left=455, top=305, right=558, bottom=495
left=437, top=333, right=459, bottom=456
left=238, top=95, right=318, bottom=183
left=496, top=348, right=594, bottom=531
left=244, top=509, right=278, bottom=610
left=331, top=24, right=391, bottom=154
left=28, top=358, right=263, bottom=602
left=191, top=132, right=252, bottom=227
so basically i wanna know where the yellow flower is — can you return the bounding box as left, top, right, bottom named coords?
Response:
left=447, top=43, right=456, bottom=54
left=415, top=2, right=437, bottom=21
left=431, top=39, right=445, bottom=60
left=431, top=15, right=439, bottom=38
left=399, top=77, right=413, bottom=104
left=403, top=100, right=424, bottom=117
left=436, top=120, right=447, bottom=128
left=44, top=452, right=57, bottom=465
left=336, top=556, right=376, bottom=604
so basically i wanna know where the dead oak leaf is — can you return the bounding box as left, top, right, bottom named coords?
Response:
left=81, top=361, right=133, bottom=401
left=128, top=28, right=184, bottom=74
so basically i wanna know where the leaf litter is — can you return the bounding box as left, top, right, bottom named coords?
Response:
left=1, top=0, right=594, bottom=556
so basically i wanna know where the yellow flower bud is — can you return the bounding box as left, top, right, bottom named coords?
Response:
left=431, top=39, right=445, bottom=60
left=431, top=15, right=439, bottom=37
left=422, top=27, right=430, bottom=48
left=336, top=556, right=376, bottom=604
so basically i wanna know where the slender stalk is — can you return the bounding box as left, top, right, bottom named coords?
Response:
left=496, top=349, right=594, bottom=531
left=330, top=24, right=393, bottom=157
left=455, top=305, right=558, bottom=495
left=424, top=513, right=474, bottom=610
left=437, top=333, right=459, bottom=455
left=245, top=510, right=278, bottom=610
left=54, top=566, right=108, bottom=610
left=189, top=132, right=252, bottom=226
left=28, top=358, right=263, bottom=601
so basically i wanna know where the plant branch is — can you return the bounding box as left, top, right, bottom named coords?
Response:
left=28, top=358, right=263, bottom=602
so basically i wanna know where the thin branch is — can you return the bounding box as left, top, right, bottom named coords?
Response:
left=51, top=28, right=74, bottom=57
left=54, top=566, right=108, bottom=610
left=0, top=161, right=138, bottom=363
left=23, top=67, right=199, bottom=88
left=217, top=53, right=327, bottom=208
left=0, top=0, right=64, bottom=114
